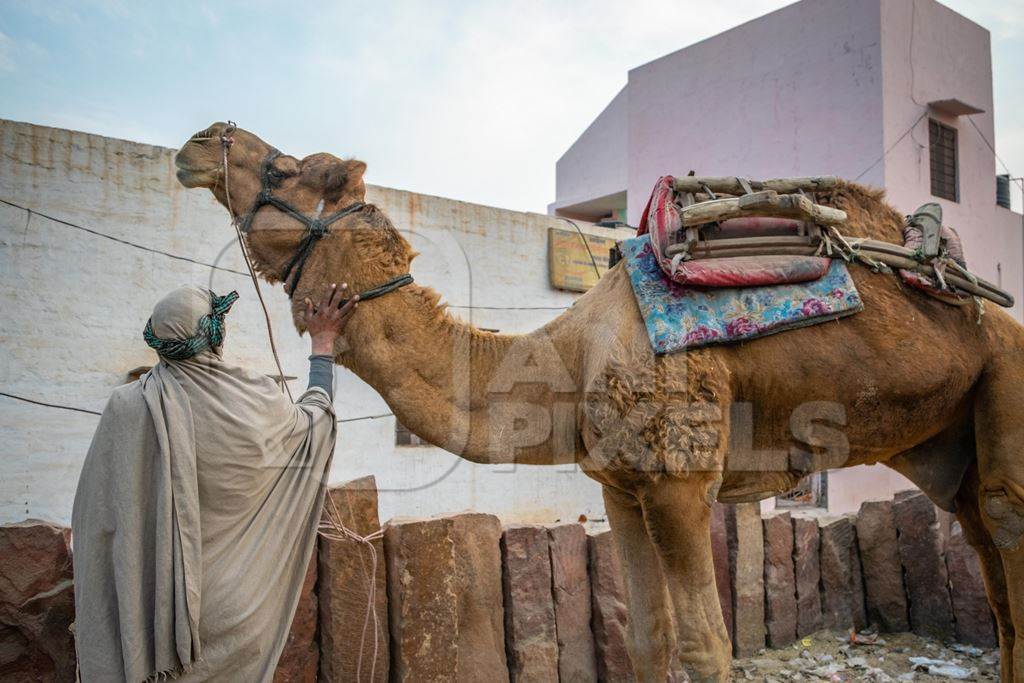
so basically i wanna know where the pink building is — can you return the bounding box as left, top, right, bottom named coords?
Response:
left=550, top=0, right=1023, bottom=513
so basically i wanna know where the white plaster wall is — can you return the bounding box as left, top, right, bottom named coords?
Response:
left=0, top=119, right=626, bottom=527
left=819, top=0, right=1023, bottom=512
left=624, top=0, right=885, bottom=223
left=879, top=0, right=1024, bottom=321
left=550, top=86, right=629, bottom=214
left=825, top=1, right=1024, bottom=514
left=826, top=465, right=914, bottom=515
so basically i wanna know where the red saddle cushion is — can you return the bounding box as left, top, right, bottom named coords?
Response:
left=638, top=175, right=830, bottom=287
left=898, top=219, right=970, bottom=304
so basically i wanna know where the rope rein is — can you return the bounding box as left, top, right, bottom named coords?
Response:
left=220, top=124, right=293, bottom=401
left=218, top=123, right=385, bottom=681
left=318, top=494, right=384, bottom=682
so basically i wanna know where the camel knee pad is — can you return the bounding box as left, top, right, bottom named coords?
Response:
left=983, top=487, right=1024, bottom=551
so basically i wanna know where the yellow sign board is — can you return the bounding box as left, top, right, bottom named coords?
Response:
left=548, top=227, right=616, bottom=292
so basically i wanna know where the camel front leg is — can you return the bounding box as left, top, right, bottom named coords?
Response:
left=639, top=474, right=731, bottom=682
left=603, top=485, right=675, bottom=682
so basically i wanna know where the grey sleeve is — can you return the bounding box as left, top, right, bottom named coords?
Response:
left=307, top=355, right=335, bottom=399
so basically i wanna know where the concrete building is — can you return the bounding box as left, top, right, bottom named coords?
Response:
left=0, top=119, right=623, bottom=527
left=551, top=0, right=1023, bottom=512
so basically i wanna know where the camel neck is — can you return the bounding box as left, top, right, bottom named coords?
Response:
left=337, top=284, right=583, bottom=465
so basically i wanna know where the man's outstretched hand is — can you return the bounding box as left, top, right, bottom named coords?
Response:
left=305, top=283, right=359, bottom=356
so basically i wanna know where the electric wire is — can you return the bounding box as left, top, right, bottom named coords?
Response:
left=556, top=216, right=604, bottom=282
left=0, top=390, right=103, bottom=416
left=967, top=116, right=1022, bottom=191
left=0, top=197, right=579, bottom=311
left=0, top=388, right=396, bottom=423
left=854, top=111, right=928, bottom=182
left=0, top=198, right=250, bottom=277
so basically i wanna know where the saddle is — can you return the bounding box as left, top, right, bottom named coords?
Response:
left=637, top=175, right=1013, bottom=308
left=900, top=203, right=970, bottom=305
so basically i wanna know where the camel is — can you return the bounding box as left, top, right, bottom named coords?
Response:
left=174, top=123, right=1024, bottom=682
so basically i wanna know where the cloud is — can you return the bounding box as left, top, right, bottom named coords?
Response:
left=286, top=0, right=780, bottom=212
left=1, top=0, right=1021, bottom=214
left=943, top=0, right=1024, bottom=40
left=0, top=31, right=15, bottom=72
left=22, top=2, right=83, bottom=25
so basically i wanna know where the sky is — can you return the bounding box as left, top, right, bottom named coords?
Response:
left=1, top=0, right=1022, bottom=214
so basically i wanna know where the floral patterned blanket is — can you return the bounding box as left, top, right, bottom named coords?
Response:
left=621, top=234, right=864, bottom=354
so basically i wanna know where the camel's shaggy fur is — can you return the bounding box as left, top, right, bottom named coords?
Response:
left=176, top=124, right=1024, bottom=682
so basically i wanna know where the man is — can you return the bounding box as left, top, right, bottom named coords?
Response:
left=72, top=283, right=356, bottom=681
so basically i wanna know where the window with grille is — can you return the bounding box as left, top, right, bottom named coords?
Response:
left=395, top=420, right=428, bottom=446
left=929, top=119, right=958, bottom=202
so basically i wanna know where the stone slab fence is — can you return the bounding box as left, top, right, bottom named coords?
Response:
left=1, top=481, right=996, bottom=681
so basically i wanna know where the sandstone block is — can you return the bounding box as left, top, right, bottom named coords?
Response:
left=548, top=524, right=597, bottom=683
left=892, top=490, right=955, bottom=641
left=855, top=501, right=909, bottom=632
left=792, top=516, right=823, bottom=637
left=273, top=556, right=318, bottom=683
left=502, top=525, right=559, bottom=682
left=385, top=512, right=508, bottom=683
left=849, top=526, right=868, bottom=632
left=726, top=503, right=765, bottom=656
left=587, top=530, right=635, bottom=682
left=762, top=512, right=797, bottom=647
left=319, top=476, right=389, bottom=682
left=819, top=516, right=856, bottom=632
left=946, top=522, right=997, bottom=647
left=0, top=520, right=76, bottom=683
left=710, top=503, right=734, bottom=639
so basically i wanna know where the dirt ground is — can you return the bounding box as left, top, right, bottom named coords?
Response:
left=730, top=630, right=1000, bottom=681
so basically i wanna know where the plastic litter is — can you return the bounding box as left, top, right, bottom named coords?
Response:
left=908, top=656, right=976, bottom=679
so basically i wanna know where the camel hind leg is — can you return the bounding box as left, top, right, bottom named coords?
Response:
left=974, top=356, right=1024, bottom=681
left=954, top=461, right=1015, bottom=679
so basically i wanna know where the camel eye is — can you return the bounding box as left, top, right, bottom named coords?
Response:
left=267, top=167, right=289, bottom=185
left=268, top=164, right=296, bottom=184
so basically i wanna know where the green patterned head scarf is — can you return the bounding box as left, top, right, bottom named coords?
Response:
left=144, top=288, right=239, bottom=360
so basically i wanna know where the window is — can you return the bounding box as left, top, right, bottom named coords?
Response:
left=929, top=119, right=958, bottom=202
left=395, top=420, right=428, bottom=446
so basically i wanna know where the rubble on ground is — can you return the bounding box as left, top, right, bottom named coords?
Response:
left=731, top=629, right=999, bottom=682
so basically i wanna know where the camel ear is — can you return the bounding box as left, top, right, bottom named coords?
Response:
left=320, top=159, right=366, bottom=201
left=344, top=160, right=367, bottom=196
left=346, top=160, right=367, bottom=181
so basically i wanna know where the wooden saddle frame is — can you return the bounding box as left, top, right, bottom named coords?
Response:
left=659, top=175, right=1013, bottom=308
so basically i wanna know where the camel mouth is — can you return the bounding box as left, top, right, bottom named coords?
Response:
left=175, top=165, right=220, bottom=188
left=174, top=153, right=221, bottom=188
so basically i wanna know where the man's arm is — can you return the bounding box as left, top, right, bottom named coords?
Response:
left=303, top=283, right=359, bottom=400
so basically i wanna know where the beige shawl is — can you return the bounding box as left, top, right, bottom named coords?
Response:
left=72, top=286, right=336, bottom=682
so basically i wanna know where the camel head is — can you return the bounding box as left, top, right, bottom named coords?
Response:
left=174, top=122, right=412, bottom=302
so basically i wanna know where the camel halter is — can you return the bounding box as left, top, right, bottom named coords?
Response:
left=219, top=125, right=386, bottom=680
left=226, top=131, right=414, bottom=303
